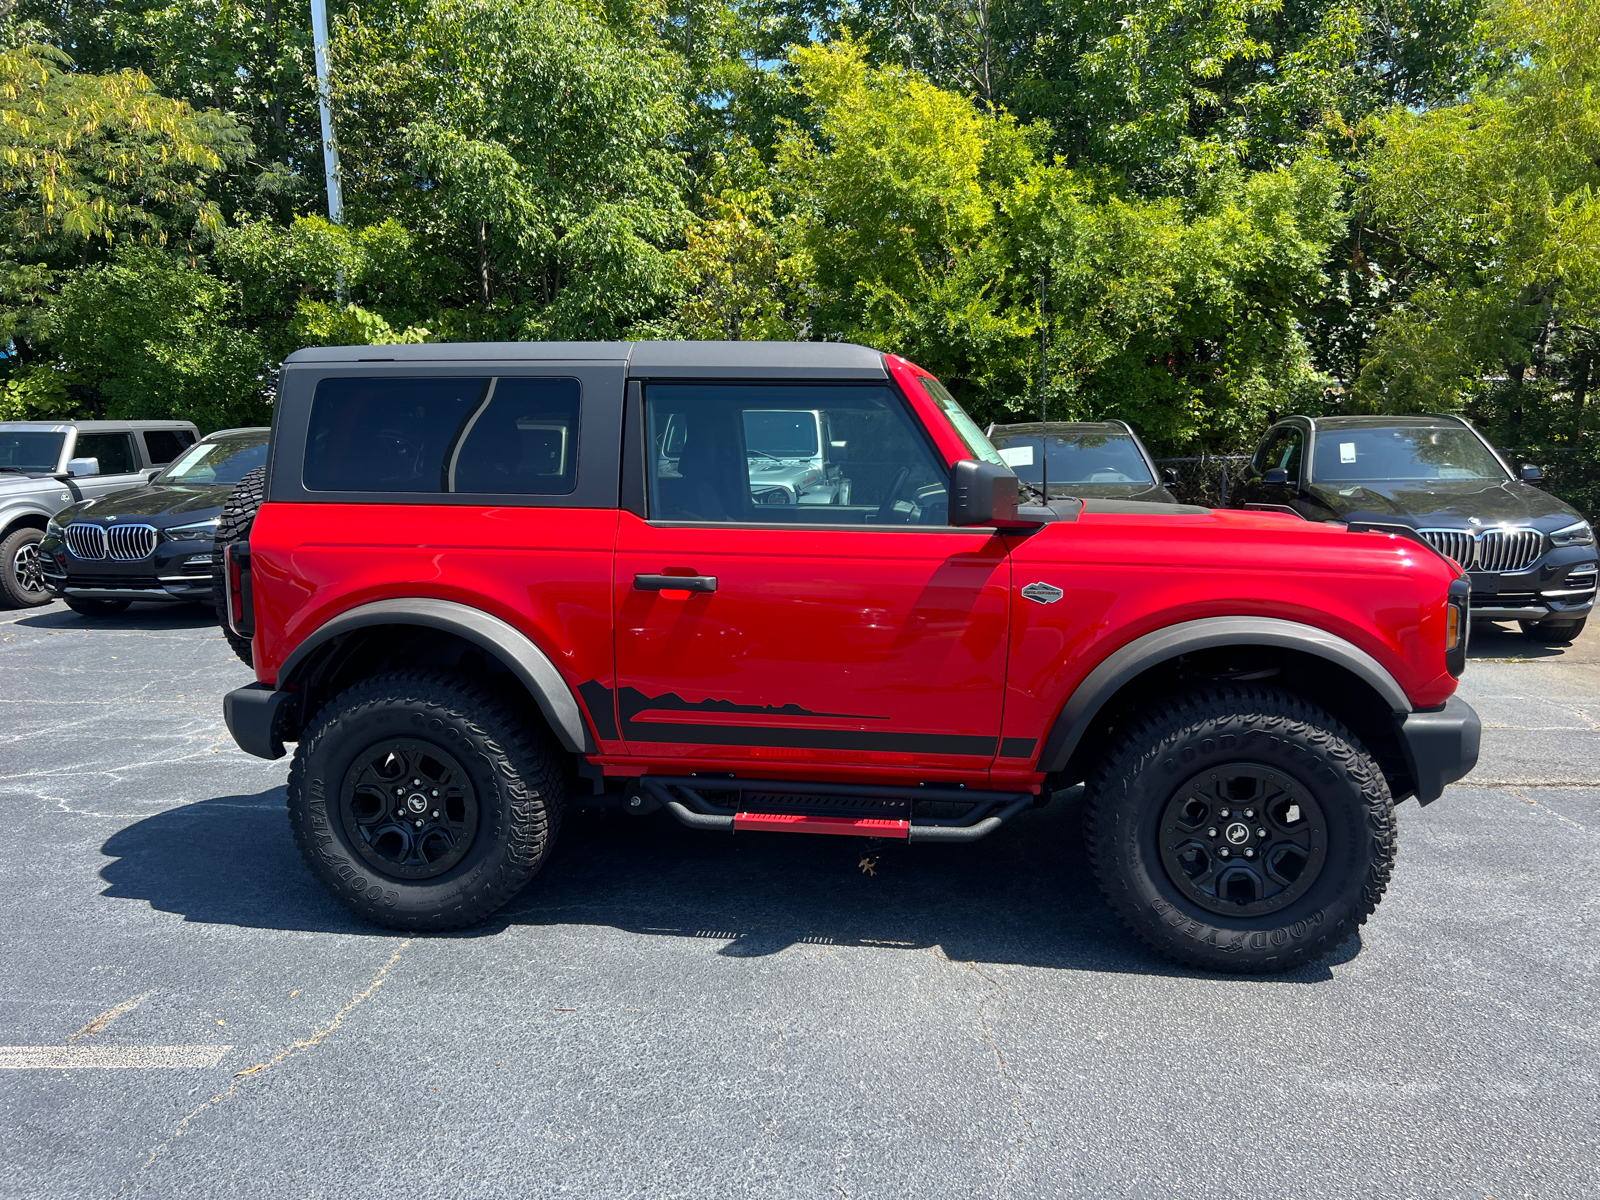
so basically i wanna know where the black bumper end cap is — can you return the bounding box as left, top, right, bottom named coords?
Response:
left=224, top=683, right=294, bottom=760
left=1396, top=695, right=1481, bottom=805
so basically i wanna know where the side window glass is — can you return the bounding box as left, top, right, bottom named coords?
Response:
left=645, top=383, right=948, bottom=526
left=142, top=430, right=193, bottom=465
left=1255, top=429, right=1303, bottom=479
left=1280, top=430, right=1305, bottom=479
left=450, top=378, right=581, bottom=495
left=73, top=433, right=138, bottom=475
left=304, top=377, right=489, bottom=492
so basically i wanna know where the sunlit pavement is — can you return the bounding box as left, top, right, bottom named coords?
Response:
left=1, top=600, right=1596, bottom=1199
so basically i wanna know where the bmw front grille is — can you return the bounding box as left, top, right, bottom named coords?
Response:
left=64, top=523, right=108, bottom=560
left=65, top=522, right=159, bottom=562
left=1418, top=530, right=1474, bottom=568
left=1418, top=527, right=1543, bottom=573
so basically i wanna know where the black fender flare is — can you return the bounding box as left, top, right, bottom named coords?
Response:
left=277, top=597, right=597, bottom=753
left=1038, top=616, right=1412, bottom=774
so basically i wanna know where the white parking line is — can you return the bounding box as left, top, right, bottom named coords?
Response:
left=0, top=1046, right=231, bottom=1069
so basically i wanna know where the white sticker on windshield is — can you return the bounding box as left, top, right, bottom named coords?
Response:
left=998, top=446, right=1034, bottom=467
left=1339, top=442, right=1357, bottom=464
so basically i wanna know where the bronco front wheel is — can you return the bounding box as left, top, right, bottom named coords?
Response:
left=1084, top=685, right=1396, bottom=973
left=286, top=670, right=565, bottom=930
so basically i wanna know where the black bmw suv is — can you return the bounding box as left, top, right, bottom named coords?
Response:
left=985, top=420, right=1179, bottom=504
left=40, top=428, right=270, bottom=617
left=1236, top=414, right=1596, bottom=641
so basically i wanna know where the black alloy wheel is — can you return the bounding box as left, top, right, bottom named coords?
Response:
left=1159, top=765, right=1327, bottom=917
left=1085, top=684, right=1396, bottom=973
left=340, top=739, right=480, bottom=881
left=286, top=669, right=565, bottom=930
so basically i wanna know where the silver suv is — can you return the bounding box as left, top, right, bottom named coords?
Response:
left=0, top=420, right=200, bottom=608
left=658, top=407, right=850, bottom=507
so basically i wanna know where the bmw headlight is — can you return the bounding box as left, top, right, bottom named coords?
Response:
left=45, top=515, right=66, bottom=538
left=1550, top=520, right=1595, bottom=548
left=165, top=518, right=221, bottom=542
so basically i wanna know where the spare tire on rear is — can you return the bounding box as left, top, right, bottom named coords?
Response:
left=212, top=465, right=266, bottom=666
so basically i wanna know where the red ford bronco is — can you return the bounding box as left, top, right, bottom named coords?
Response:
left=221, top=341, right=1479, bottom=972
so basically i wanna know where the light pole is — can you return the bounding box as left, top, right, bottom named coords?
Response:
left=310, top=0, right=344, bottom=225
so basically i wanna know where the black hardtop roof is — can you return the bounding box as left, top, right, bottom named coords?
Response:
left=283, top=340, right=889, bottom=379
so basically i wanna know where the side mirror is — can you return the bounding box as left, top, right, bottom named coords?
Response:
left=950, top=460, right=1039, bottom=529
left=1262, top=467, right=1290, bottom=486
left=1162, top=467, right=1179, bottom=486
left=147, top=468, right=163, bottom=481
left=66, top=457, right=99, bottom=477
left=1520, top=463, right=1543, bottom=483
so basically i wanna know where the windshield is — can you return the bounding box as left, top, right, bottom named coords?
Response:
left=743, top=410, right=818, bottom=458
left=990, top=430, right=1155, bottom=491
left=1311, top=427, right=1507, bottom=483
left=917, top=377, right=1007, bottom=467
left=0, top=431, right=65, bottom=473
left=157, top=436, right=269, bottom=485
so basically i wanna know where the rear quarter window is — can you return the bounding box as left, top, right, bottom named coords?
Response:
left=143, top=429, right=196, bottom=465
left=302, top=376, right=584, bottom=496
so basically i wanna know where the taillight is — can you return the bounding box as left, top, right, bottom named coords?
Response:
left=223, top=541, right=254, bottom=639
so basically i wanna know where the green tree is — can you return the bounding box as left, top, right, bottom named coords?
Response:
left=0, top=36, right=248, bottom=354
left=1356, top=0, right=1600, bottom=444
left=37, top=246, right=269, bottom=429
left=329, top=0, right=691, bottom=338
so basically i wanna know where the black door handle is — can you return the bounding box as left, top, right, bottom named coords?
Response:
left=634, top=573, right=717, bottom=593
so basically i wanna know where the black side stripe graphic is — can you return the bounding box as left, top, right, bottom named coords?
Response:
left=606, top=685, right=994, bottom=757
left=620, top=722, right=998, bottom=757
left=998, top=737, right=1037, bottom=759
left=617, top=687, right=884, bottom=724
left=577, top=680, right=620, bottom=742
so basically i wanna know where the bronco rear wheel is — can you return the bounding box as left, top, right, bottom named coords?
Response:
left=1085, top=685, right=1396, bottom=973
left=286, top=670, right=565, bottom=930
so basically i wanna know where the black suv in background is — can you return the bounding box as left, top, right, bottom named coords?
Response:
left=40, top=428, right=270, bottom=617
left=1236, top=414, right=1596, bottom=641
left=985, top=420, right=1179, bottom=504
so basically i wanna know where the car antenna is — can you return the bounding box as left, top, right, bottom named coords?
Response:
left=1039, top=269, right=1049, bottom=502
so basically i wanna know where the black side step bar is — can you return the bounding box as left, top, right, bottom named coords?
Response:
left=637, top=776, right=1036, bottom=843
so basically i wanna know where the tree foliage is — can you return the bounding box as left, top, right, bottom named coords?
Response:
left=0, top=0, right=1594, bottom=491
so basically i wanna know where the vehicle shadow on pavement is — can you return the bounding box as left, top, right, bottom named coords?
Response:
left=1466, top=621, right=1587, bottom=660
left=15, top=603, right=217, bottom=632
left=97, top=785, right=1357, bottom=982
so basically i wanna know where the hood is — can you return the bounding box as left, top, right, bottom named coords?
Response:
left=1044, top=482, right=1178, bottom=503
left=1305, top=478, right=1584, bottom=530
left=57, top=482, right=231, bottom=525
left=0, top=469, right=63, bottom=489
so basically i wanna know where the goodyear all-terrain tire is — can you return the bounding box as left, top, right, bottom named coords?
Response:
left=212, top=465, right=264, bottom=666
left=286, top=670, right=565, bottom=930
left=1084, top=685, right=1396, bottom=974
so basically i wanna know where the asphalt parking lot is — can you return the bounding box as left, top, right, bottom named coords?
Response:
left=1, top=601, right=1596, bottom=1199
